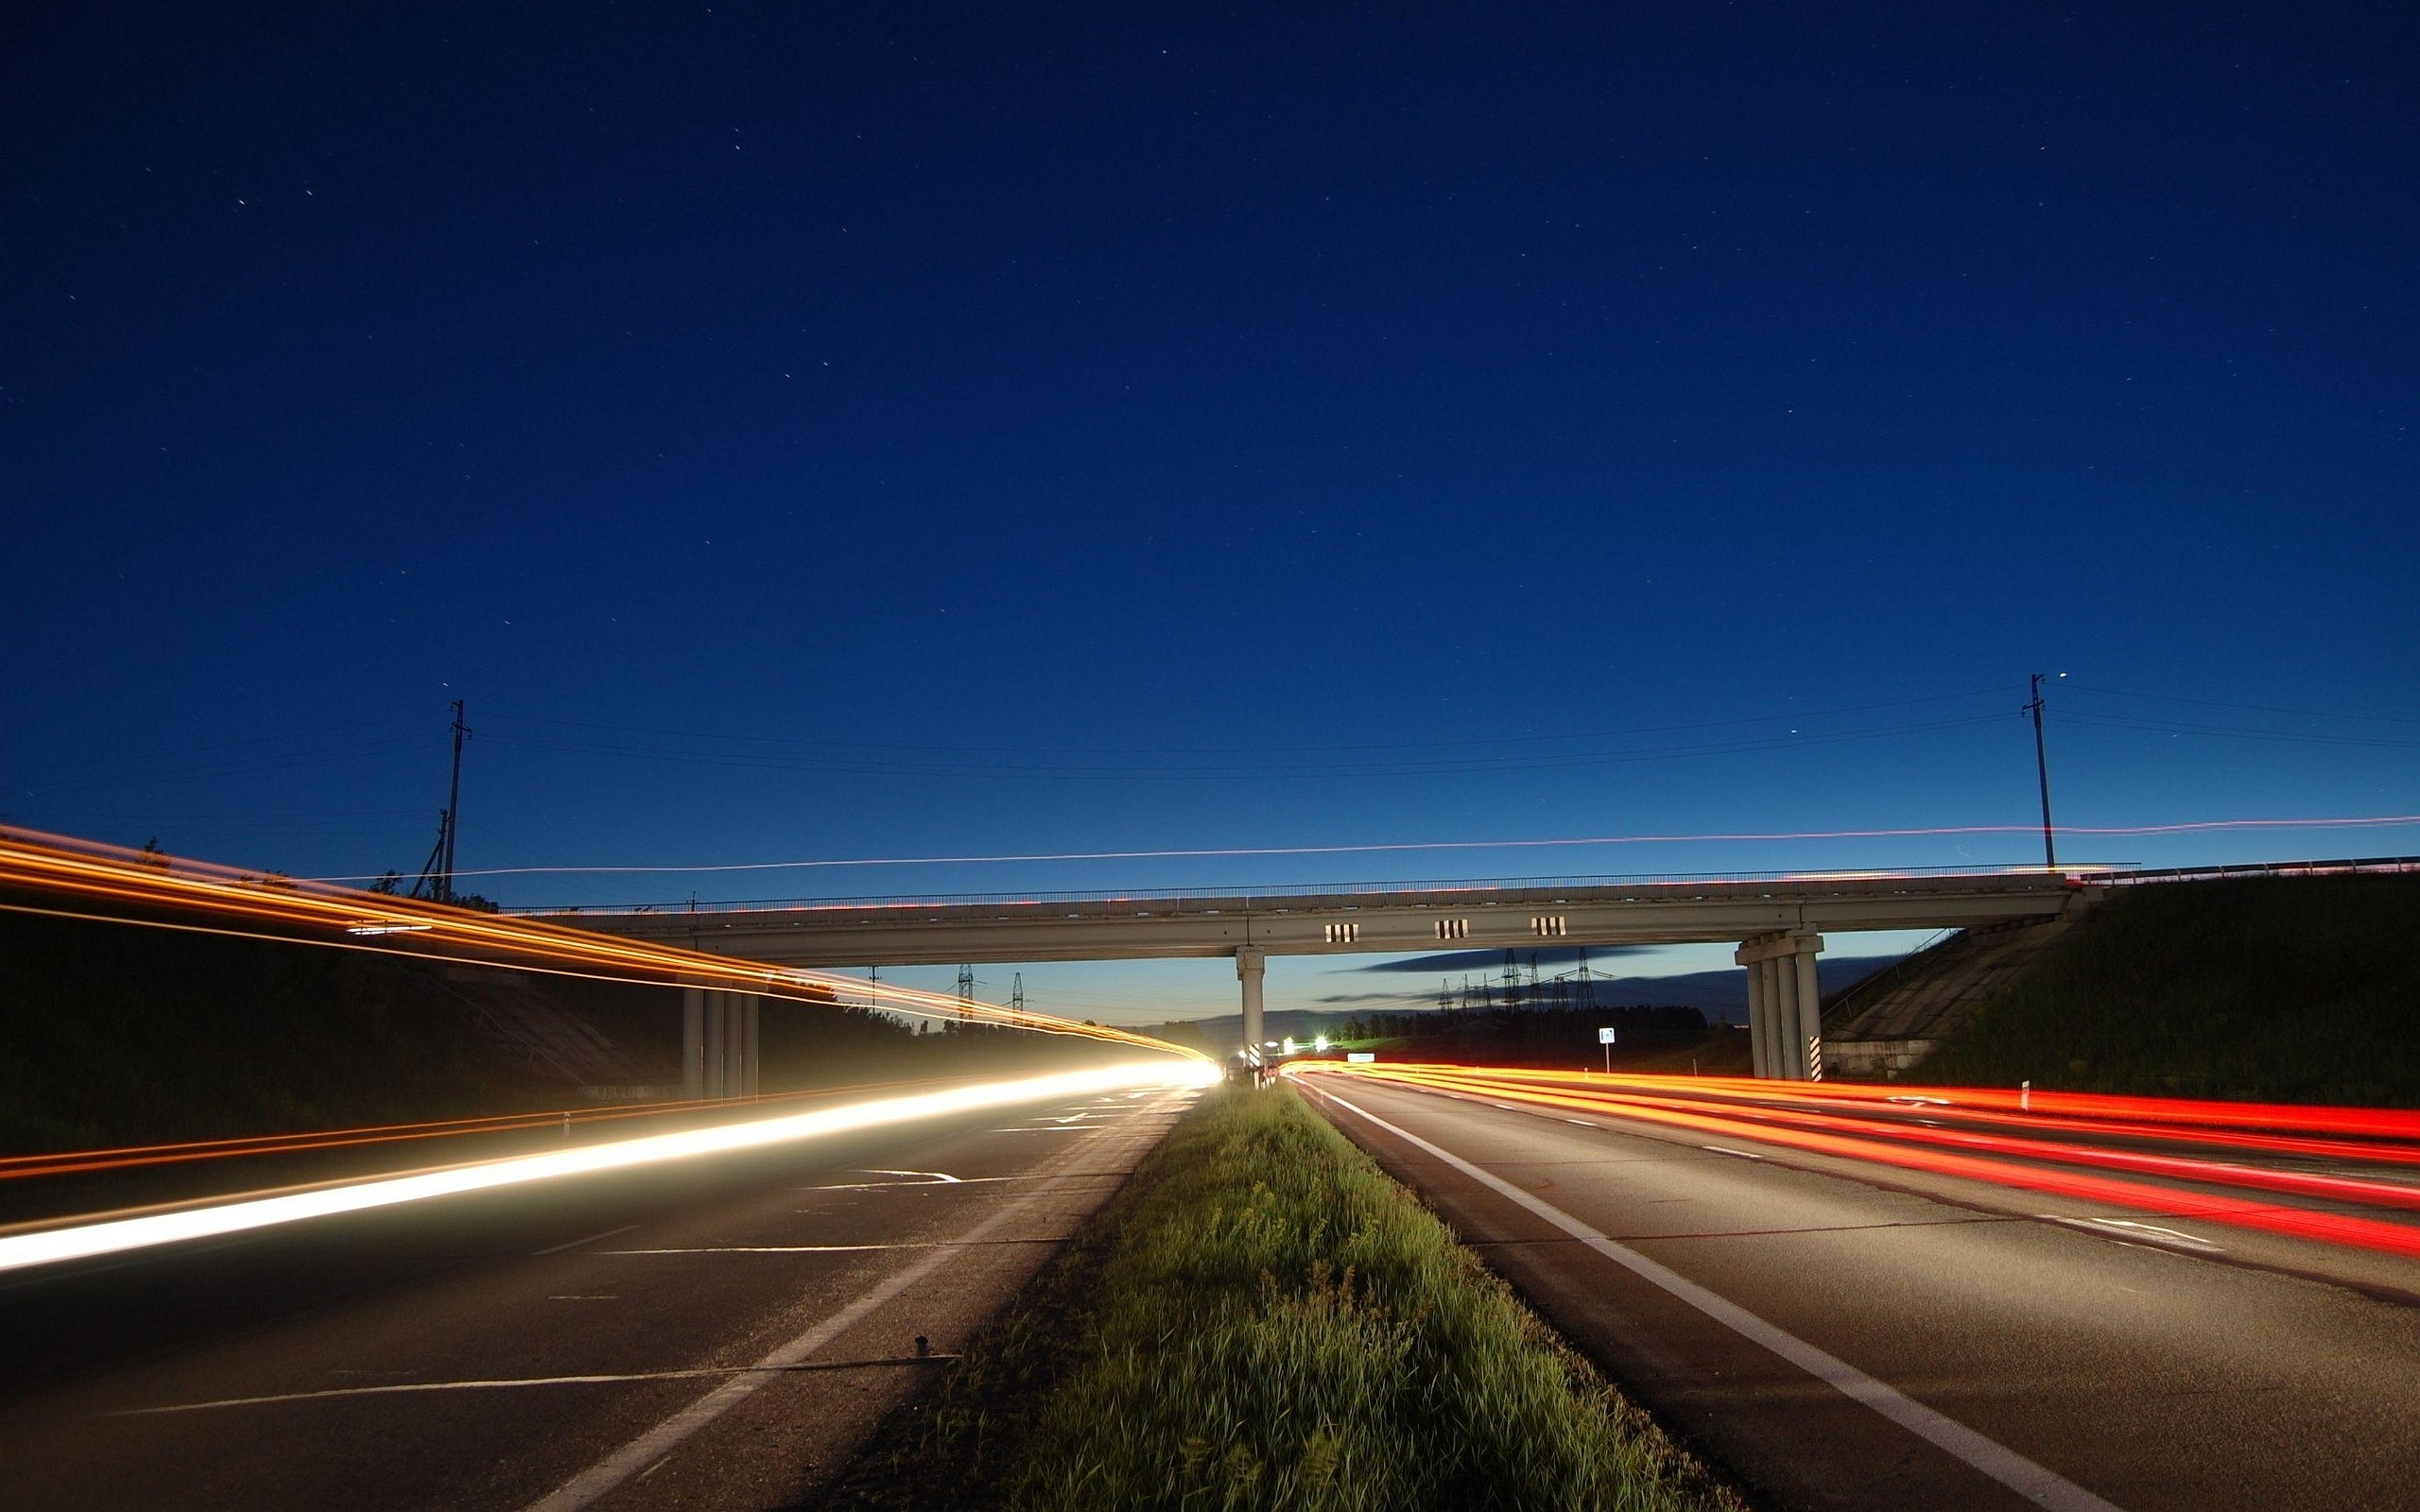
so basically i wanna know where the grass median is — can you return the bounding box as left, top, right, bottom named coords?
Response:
left=821, top=1083, right=1741, bottom=1512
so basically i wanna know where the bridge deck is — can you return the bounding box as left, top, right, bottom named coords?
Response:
left=543, top=871, right=2085, bottom=968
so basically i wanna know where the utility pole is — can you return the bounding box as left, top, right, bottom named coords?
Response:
left=2027, top=674, right=2057, bottom=871
left=410, top=699, right=471, bottom=903
left=441, top=699, right=469, bottom=901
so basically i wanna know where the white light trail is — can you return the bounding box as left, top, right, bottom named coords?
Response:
left=0, top=1061, right=1217, bottom=1277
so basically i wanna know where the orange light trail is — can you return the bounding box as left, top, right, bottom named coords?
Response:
left=0, top=828, right=1203, bottom=1067
left=1291, top=1063, right=2420, bottom=1263
left=0, top=1074, right=973, bottom=1184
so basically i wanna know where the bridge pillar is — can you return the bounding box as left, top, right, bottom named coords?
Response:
left=704, top=988, right=728, bottom=1098
left=1737, top=933, right=1824, bottom=1079
left=1781, top=948, right=1800, bottom=1078
left=1236, top=947, right=1267, bottom=1070
left=1741, top=949, right=1770, bottom=1077
left=742, top=993, right=761, bottom=1098
left=1792, top=942, right=1824, bottom=1081
left=683, top=985, right=707, bottom=1100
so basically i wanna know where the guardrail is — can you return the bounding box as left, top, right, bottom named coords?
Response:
left=2074, top=856, right=2420, bottom=885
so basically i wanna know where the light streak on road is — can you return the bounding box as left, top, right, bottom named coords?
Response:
left=0, top=829, right=1203, bottom=1061
left=0, top=1075, right=966, bottom=1184
left=0, top=1060, right=1219, bottom=1276
left=1291, top=1063, right=2420, bottom=1262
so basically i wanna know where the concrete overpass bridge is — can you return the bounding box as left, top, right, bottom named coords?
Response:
left=544, top=868, right=2089, bottom=1083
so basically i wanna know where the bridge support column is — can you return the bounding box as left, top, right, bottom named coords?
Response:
left=1236, top=947, right=1266, bottom=1071
left=683, top=985, right=707, bottom=1100
left=741, top=993, right=761, bottom=1098
left=1771, top=954, right=1800, bottom=1080
left=704, top=988, right=728, bottom=1098
left=1737, top=933, right=1824, bottom=1079
left=1741, top=950, right=1770, bottom=1078
left=1792, top=943, right=1824, bottom=1081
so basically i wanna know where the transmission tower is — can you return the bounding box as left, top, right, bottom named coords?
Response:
left=957, top=964, right=976, bottom=1022
left=1011, top=972, right=1026, bottom=1022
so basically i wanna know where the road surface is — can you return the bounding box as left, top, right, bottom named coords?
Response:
left=1298, top=1069, right=2420, bottom=1512
left=0, top=1083, right=1195, bottom=1511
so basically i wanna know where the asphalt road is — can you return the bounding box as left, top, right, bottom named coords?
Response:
left=1298, top=1072, right=2420, bottom=1512
left=0, top=1082, right=1197, bottom=1511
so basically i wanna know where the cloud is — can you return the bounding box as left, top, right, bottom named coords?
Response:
left=1347, top=945, right=1653, bottom=975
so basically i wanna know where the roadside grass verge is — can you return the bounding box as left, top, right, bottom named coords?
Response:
left=820, top=1084, right=1741, bottom=1511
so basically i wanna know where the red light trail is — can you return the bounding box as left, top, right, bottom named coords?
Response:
left=1292, top=1063, right=2420, bottom=1263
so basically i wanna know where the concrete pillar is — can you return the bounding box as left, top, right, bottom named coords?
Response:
left=683, top=986, right=706, bottom=1101
left=1740, top=946, right=1769, bottom=1078
left=1761, top=957, right=1789, bottom=1078
left=703, top=988, right=728, bottom=1099
left=1793, top=942, right=1824, bottom=1081
left=1738, top=933, right=1824, bottom=1080
left=1236, top=947, right=1267, bottom=1069
left=742, top=993, right=761, bottom=1098
left=1769, top=954, right=1800, bottom=1079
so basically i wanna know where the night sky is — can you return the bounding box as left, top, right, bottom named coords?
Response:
left=6, top=3, right=2414, bottom=1021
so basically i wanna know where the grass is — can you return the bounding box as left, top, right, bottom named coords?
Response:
left=1919, top=873, right=2420, bottom=1105
left=821, top=1084, right=1740, bottom=1512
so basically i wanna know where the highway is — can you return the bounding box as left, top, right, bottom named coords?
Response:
left=0, top=1078, right=1199, bottom=1511
left=1295, top=1066, right=2420, bottom=1512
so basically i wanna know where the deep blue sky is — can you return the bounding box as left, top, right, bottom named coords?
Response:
left=5, top=3, right=2415, bottom=1020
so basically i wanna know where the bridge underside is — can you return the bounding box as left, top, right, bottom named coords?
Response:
left=547, top=873, right=2083, bottom=1080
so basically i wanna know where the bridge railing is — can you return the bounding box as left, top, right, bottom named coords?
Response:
left=523, top=861, right=2135, bottom=919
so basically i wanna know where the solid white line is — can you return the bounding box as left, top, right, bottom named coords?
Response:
left=519, top=1107, right=1154, bottom=1512
left=1313, top=1087, right=2126, bottom=1512
left=801, top=1176, right=1015, bottom=1192
left=531, top=1224, right=639, bottom=1257
left=860, top=1169, right=963, bottom=1183
left=607, top=1241, right=1056, bottom=1254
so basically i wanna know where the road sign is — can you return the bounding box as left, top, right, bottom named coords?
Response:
left=1597, top=1026, right=1617, bottom=1044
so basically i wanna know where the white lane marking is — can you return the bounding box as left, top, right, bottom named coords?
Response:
left=2045, top=1216, right=2226, bottom=1254
left=548, top=1295, right=619, bottom=1301
left=1314, top=1088, right=2127, bottom=1512
left=608, top=1241, right=1055, bottom=1254
left=989, top=1125, right=1089, bottom=1133
left=109, top=1358, right=956, bottom=1416
left=800, top=1175, right=1016, bottom=1192
left=860, top=1169, right=961, bottom=1183
left=1564, top=1119, right=1599, bottom=1128
left=1701, top=1144, right=1767, bottom=1161
left=530, top=1224, right=638, bottom=1257
left=521, top=1105, right=1164, bottom=1512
